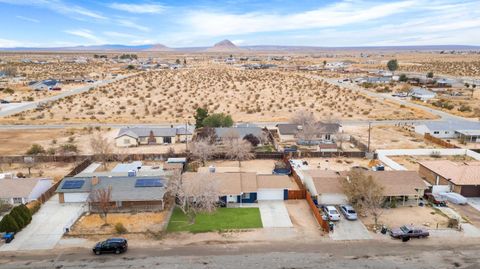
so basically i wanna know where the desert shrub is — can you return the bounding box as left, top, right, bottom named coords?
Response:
left=458, top=105, right=472, bottom=112
left=243, top=134, right=260, bottom=147
left=26, top=144, right=46, bottom=155
left=115, top=222, right=128, bottom=234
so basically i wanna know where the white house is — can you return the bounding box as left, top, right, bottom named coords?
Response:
left=28, top=79, right=60, bottom=91
left=115, top=126, right=193, bottom=147
left=410, top=87, right=436, bottom=101
left=0, top=178, right=53, bottom=205
left=415, top=120, right=480, bottom=142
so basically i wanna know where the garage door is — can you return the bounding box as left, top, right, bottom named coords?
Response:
left=257, top=189, right=284, bottom=200
left=64, top=193, right=89, bottom=203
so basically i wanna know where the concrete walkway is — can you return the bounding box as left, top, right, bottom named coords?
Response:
left=330, top=219, right=371, bottom=241
left=0, top=195, right=85, bottom=251
left=258, top=201, right=293, bottom=228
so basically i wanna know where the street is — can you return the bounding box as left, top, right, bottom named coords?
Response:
left=0, top=239, right=479, bottom=268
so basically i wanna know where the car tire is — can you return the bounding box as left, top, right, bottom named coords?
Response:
left=115, top=249, right=121, bottom=254
left=95, top=251, right=101, bottom=255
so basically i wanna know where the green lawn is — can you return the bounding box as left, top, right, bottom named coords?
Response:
left=167, top=207, right=263, bottom=233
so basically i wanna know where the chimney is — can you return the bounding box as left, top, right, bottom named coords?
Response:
left=91, top=176, right=99, bottom=186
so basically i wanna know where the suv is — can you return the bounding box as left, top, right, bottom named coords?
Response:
left=92, top=238, right=128, bottom=255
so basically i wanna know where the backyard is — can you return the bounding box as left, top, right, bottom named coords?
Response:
left=167, top=207, right=263, bottom=233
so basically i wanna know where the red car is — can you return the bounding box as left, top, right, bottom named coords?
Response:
left=51, top=87, right=62, bottom=91
left=424, top=192, right=447, bottom=206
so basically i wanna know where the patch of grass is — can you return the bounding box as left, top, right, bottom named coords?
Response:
left=167, top=207, right=263, bottom=233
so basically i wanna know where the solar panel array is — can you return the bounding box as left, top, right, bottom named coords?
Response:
left=62, top=180, right=85, bottom=189
left=135, top=178, right=163, bottom=188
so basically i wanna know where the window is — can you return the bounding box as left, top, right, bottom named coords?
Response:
left=433, top=131, right=440, bottom=134
left=325, top=134, right=331, bottom=140
left=123, top=139, right=130, bottom=144
left=13, top=197, right=23, bottom=204
left=164, top=136, right=172, bottom=144
left=242, top=193, right=250, bottom=199
left=116, top=201, right=122, bottom=207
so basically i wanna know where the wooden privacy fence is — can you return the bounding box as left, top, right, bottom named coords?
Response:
left=288, top=190, right=306, bottom=200
left=37, top=180, right=61, bottom=204
left=424, top=133, right=460, bottom=149
left=306, top=191, right=330, bottom=232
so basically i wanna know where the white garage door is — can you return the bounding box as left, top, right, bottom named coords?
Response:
left=257, top=189, right=284, bottom=201
left=64, top=193, right=89, bottom=203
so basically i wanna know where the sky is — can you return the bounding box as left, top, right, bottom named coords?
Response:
left=0, top=0, right=479, bottom=48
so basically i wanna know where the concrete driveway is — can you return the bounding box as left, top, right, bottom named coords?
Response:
left=330, top=217, right=371, bottom=241
left=0, top=195, right=85, bottom=251
left=258, top=201, right=293, bottom=228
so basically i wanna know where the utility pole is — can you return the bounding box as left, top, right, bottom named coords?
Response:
left=367, top=122, right=372, bottom=152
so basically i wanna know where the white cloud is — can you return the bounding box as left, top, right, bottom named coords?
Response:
left=64, top=29, right=105, bottom=44
left=16, top=15, right=40, bottom=23
left=116, top=19, right=150, bottom=32
left=109, top=2, right=165, bottom=14
left=0, top=0, right=106, bottom=20
left=103, top=31, right=138, bottom=39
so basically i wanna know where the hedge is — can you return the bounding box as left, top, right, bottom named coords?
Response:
left=0, top=214, right=19, bottom=233
left=0, top=204, right=34, bottom=233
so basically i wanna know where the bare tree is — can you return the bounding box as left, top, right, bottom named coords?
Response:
left=221, top=129, right=240, bottom=147
left=90, top=186, right=112, bottom=225
left=24, top=157, right=35, bottom=176
left=90, top=133, right=113, bottom=169
left=189, top=139, right=215, bottom=166
left=290, top=109, right=320, bottom=143
left=168, top=171, right=220, bottom=224
left=225, top=139, right=254, bottom=167
left=290, top=109, right=316, bottom=126
left=341, top=170, right=385, bottom=229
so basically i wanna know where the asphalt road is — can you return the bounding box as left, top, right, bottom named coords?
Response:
left=0, top=239, right=479, bottom=269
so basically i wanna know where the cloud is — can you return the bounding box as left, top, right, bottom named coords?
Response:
left=0, top=0, right=106, bottom=20
left=103, top=31, right=138, bottom=39
left=64, top=29, right=105, bottom=44
left=16, top=15, right=40, bottom=23
left=109, top=2, right=165, bottom=14
left=116, top=19, right=150, bottom=32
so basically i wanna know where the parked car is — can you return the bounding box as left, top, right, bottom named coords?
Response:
left=340, top=205, right=358, bottom=220
left=439, top=192, right=467, bottom=205
left=322, top=205, right=340, bottom=221
left=0, top=99, right=9, bottom=104
left=92, top=238, right=128, bottom=255
left=424, top=192, right=447, bottom=206
left=390, top=225, right=429, bottom=239
left=51, top=87, right=61, bottom=91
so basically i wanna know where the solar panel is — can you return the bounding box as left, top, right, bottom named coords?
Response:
left=62, top=180, right=85, bottom=189
left=135, top=178, right=163, bottom=188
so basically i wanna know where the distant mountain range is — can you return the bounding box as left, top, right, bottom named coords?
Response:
left=1, top=40, right=479, bottom=52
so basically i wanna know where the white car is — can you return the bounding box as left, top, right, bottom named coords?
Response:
left=439, top=192, right=467, bottom=205
left=323, top=205, right=341, bottom=221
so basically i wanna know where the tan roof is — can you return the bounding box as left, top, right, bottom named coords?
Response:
left=0, top=178, right=43, bottom=199
left=182, top=172, right=294, bottom=195
left=420, top=161, right=480, bottom=186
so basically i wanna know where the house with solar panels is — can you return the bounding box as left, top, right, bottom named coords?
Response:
left=56, top=176, right=168, bottom=212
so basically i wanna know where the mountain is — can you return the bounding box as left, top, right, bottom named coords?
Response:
left=206, top=39, right=243, bottom=52
left=144, top=44, right=174, bottom=52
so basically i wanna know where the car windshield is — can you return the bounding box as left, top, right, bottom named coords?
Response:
left=348, top=210, right=356, bottom=214
left=329, top=210, right=338, bottom=214
left=400, top=226, right=410, bottom=233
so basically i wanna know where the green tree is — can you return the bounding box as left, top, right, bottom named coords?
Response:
left=387, top=59, right=399, bottom=74
left=202, top=113, right=233, bottom=128
left=427, top=71, right=434, bottom=78
left=9, top=209, right=25, bottom=228
left=399, top=74, right=408, bottom=82
left=18, top=204, right=32, bottom=224
left=0, top=214, right=19, bottom=233
left=26, top=144, right=46, bottom=155
left=175, top=59, right=181, bottom=65
left=194, top=108, right=209, bottom=129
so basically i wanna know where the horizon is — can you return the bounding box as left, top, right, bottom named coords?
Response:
left=0, top=0, right=479, bottom=48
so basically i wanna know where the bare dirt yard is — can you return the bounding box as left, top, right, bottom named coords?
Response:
left=2, top=66, right=434, bottom=124
left=389, top=155, right=475, bottom=171
left=292, top=157, right=372, bottom=171
left=362, top=206, right=450, bottom=230
left=0, top=162, right=75, bottom=181
left=199, top=159, right=278, bottom=174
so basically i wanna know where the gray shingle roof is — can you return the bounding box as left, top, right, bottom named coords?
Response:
left=422, top=120, right=480, bottom=132
left=117, top=127, right=177, bottom=138
left=277, top=122, right=341, bottom=135
left=214, top=127, right=263, bottom=139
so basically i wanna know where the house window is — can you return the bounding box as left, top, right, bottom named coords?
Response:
left=242, top=193, right=250, bottom=199
left=116, top=201, right=122, bottom=208
left=164, top=136, right=172, bottom=144
left=13, top=197, right=23, bottom=204
left=139, top=137, right=146, bottom=142
left=433, top=131, right=440, bottom=134
left=445, top=131, right=449, bottom=134
left=123, top=139, right=130, bottom=144
left=325, top=134, right=331, bottom=140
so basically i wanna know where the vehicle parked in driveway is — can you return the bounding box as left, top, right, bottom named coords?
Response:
left=92, top=238, right=128, bottom=255
left=390, top=225, right=429, bottom=239
left=424, top=192, right=447, bottom=206
left=340, top=205, right=358, bottom=220
left=0, top=99, right=9, bottom=104
left=439, top=192, right=467, bottom=205
left=322, top=205, right=340, bottom=221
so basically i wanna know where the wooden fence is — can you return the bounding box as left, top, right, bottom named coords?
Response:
left=37, top=180, right=61, bottom=204
left=424, top=133, right=460, bottom=149
left=288, top=190, right=306, bottom=200
left=65, top=158, right=93, bottom=177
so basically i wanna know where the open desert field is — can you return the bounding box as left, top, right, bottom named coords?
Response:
left=0, top=66, right=435, bottom=124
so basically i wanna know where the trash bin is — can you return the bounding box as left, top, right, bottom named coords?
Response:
left=329, top=222, right=334, bottom=232
left=381, top=226, right=388, bottom=234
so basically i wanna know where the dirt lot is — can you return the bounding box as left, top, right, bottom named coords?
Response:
left=389, top=155, right=475, bottom=171
left=293, top=157, right=372, bottom=171
left=70, top=211, right=170, bottom=235
left=0, top=162, right=75, bottom=181
left=200, top=159, right=278, bottom=174
left=344, top=125, right=433, bottom=150
left=362, top=206, right=450, bottom=229
left=285, top=200, right=322, bottom=237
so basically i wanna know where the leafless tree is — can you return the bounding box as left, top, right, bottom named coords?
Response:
left=90, top=133, right=113, bottom=169
left=225, top=139, right=254, bottom=167
left=341, top=170, right=385, bottom=229
left=290, top=109, right=321, bottom=143
left=221, top=129, right=240, bottom=147
left=189, top=139, right=215, bottom=166
left=168, top=171, right=220, bottom=224
left=90, top=186, right=112, bottom=225
left=24, top=157, right=35, bottom=176
left=290, top=109, right=316, bottom=126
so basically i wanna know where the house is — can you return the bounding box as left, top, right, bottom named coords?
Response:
left=410, top=87, right=436, bottom=101
left=366, top=77, right=392, bottom=84
left=56, top=176, right=168, bottom=212
left=75, top=161, right=171, bottom=178
left=28, top=79, right=60, bottom=91
left=0, top=178, right=53, bottom=205
left=436, top=79, right=453, bottom=88
left=414, top=120, right=480, bottom=141
left=181, top=172, right=298, bottom=204
left=276, top=122, right=341, bottom=144
left=419, top=161, right=480, bottom=197
left=214, top=126, right=264, bottom=142
left=115, top=126, right=193, bottom=147
left=300, top=169, right=427, bottom=205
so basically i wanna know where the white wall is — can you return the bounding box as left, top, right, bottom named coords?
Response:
left=27, top=179, right=53, bottom=202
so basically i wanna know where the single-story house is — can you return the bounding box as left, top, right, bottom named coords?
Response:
left=214, top=127, right=264, bottom=142
left=276, top=122, right=342, bottom=144
left=366, top=76, right=391, bottom=84
left=28, top=79, right=60, bottom=91
left=419, top=161, right=480, bottom=197
left=181, top=172, right=298, bottom=204
left=0, top=178, right=53, bottom=205
left=115, top=126, right=193, bottom=147
left=75, top=162, right=170, bottom=178
left=414, top=120, right=480, bottom=141
left=410, top=87, right=436, bottom=101
left=56, top=176, right=168, bottom=212
left=301, top=169, right=427, bottom=205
